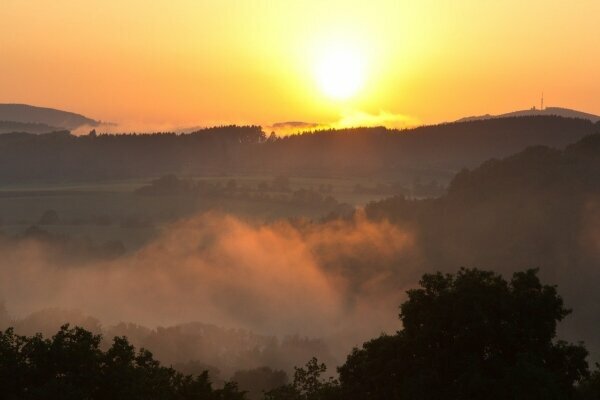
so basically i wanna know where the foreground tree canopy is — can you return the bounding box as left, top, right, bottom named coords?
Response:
left=338, top=268, right=590, bottom=400
left=0, top=325, right=245, bottom=400
left=1, top=268, right=598, bottom=399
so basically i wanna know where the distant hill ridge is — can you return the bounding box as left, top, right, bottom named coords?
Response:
left=457, top=106, right=600, bottom=123
left=0, top=115, right=597, bottom=182
left=0, top=103, right=98, bottom=131
left=0, top=120, right=64, bottom=135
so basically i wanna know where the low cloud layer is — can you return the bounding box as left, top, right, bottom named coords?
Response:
left=334, top=110, right=420, bottom=130
left=267, top=111, right=421, bottom=137
left=77, top=109, right=420, bottom=137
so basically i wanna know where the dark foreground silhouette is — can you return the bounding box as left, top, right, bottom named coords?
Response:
left=0, top=325, right=245, bottom=400
left=2, top=269, right=599, bottom=399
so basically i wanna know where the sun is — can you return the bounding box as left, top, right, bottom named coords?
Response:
left=315, top=44, right=366, bottom=100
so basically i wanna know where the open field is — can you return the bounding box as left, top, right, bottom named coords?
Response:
left=0, top=175, right=418, bottom=251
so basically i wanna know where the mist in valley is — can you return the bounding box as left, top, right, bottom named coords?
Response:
left=0, top=210, right=418, bottom=379
left=0, top=122, right=599, bottom=400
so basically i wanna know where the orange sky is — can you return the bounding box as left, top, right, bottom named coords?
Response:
left=1, top=0, right=599, bottom=131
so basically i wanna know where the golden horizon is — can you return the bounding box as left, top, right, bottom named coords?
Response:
left=1, top=0, right=599, bottom=130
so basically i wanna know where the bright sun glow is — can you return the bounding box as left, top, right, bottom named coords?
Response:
left=315, top=44, right=366, bottom=100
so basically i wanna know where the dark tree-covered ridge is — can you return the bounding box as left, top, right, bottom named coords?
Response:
left=0, top=116, right=596, bottom=182
left=364, top=133, right=600, bottom=362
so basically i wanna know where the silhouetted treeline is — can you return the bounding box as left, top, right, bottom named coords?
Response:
left=0, top=126, right=265, bottom=182
left=0, top=120, right=62, bottom=134
left=0, top=307, right=337, bottom=383
left=264, top=269, right=600, bottom=399
left=0, top=116, right=597, bottom=182
left=134, top=175, right=341, bottom=209
left=0, top=324, right=245, bottom=400
left=364, top=133, right=600, bottom=358
left=3, top=269, right=599, bottom=399
left=337, top=268, right=588, bottom=400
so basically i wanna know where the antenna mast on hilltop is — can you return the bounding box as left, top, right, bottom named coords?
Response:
left=541, top=92, right=544, bottom=111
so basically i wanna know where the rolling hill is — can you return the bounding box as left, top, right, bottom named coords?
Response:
left=457, top=106, right=600, bottom=123
left=0, top=103, right=99, bottom=132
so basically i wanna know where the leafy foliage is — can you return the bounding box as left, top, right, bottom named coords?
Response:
left=264, top=358, right=340, bottom=400
left=0, top=269, right=595, bottom=399
left=338, top=269, right=589, bottom=400
left=0, top=324, right=245, bottom=400
left=579, top=364, right=600, bottom=399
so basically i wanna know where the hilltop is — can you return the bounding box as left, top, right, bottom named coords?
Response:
left=457, top=106, right=600, bottom=123
left=0, top=103, right=99, bottom=132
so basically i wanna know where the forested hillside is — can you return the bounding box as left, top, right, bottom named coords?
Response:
left=365, top=133, right=600, bottom=357
left=0, top=116, right=596, bottom=183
